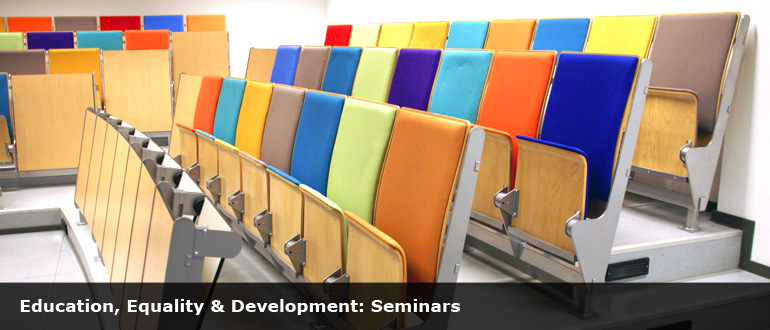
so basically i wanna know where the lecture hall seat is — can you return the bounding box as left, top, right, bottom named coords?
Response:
left=0, top=33, right=24, bottom=50
left=387, top=48, right=442, bottom=111
left=76, top=31, right=123, bottom=50
left=410, top=21, right=450, bottom=49
left=293, top=46, right=331, bottom=90
left=584, top=15, right=658, bottom=58
left=125, top=30, right=171, bottom=50
left=54, top=16, right=97, bottom=31
left=428, top=49, right=493, bottom=123
left=26, top=32, right=74, bottom=50
left=324, top=24, right=353, bottom=46
left=270, top=46, right=302, bottom=85
left=99, top=16, right=141, bottom=31
left=233, top=81, right=274, bottom=158
left=260, top=85, right=307, bottom=174
left=143, top=15, right=185, bottom=32
left=484, top=19, right=537, bottom=51
left=186, top=15, right=227, bottom=32
left=377, top=22, right=415, bottom=48
left=0, top=18, right=5, bottom=33
left=192, top=75, right=225, bottom=134
left=348, top=24, right=381, bottom=47
left=321, top=47, right=362, bottom=96
left=7, top=17, right=52, bottom=33
left=531, top=18, right=591, bottom=53
left=0, top=50, right=47, bottom=75
left=445, top=21, right=490, bottom=49
left=350, top=47, right=398, bottom=103
left=211, top=78, right=248, bottom=145
left=0, top=74, right=12, bottom=140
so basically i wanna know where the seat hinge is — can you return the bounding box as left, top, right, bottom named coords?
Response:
left=228, top=191, right=245, bottom=222
left=494, top=186, right=519, bottom=228
left=186, top=163, right=200, bottom=184
left=206, top=175, right=221, bottom=201
left=254, top=209, right=272, bottom=247
left=284, top=234, right=306, bottom=277
left=323, top=267, right=350, bottom=304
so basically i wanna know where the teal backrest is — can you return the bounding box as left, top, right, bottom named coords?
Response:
left=212, top=78, right=247, bottom=145
left=428, top=50, right=492, bottom=123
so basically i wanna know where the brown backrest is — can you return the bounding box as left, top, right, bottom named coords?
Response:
left=260, top=85, right=306, bottom=173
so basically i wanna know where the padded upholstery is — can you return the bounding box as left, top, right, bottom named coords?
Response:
left=76, top=31, right=123, bottom=50
left=186, top=15, right=226, bottom=32
left=445, top=21, right=489, bottom=49
left=531, top=18, right=591, bottom=53
left=48, top=49, right=102, bottom=96
left=0, top=33, right=24, bottom=50
left=387, top=49, right=442, bottom=111
left=0, top=50, right=46, bottom=75
left=291, top=91, right=346, bottom=195
left=143, top=15, right=185, bottom=32
left=234, top=81, right=273, bottom=158
left=54, top=16, right=97, bottom=32
left=477, top=50, right=555, bottom=182
left=378, top=22, right=414, bottom=48
left=327, top=98, right=397, bottom=223
left=0, top=18, right=5, bottom=33
left=260, top=85, right=306, bottom=173
left=350, top=48, right=398, bottom=103
left=321, top=47, right=362, bottom=95
left=429, top=50, right=492, bottom=123
left=26, top=32, right=74, bottom=50
left=294, top=46, right=331, bottom=90
left=212, top=78, right=247, bottom=145
left=270, top=46, right=302, bottom=85
left=0, top=74, right=11, bottom=138
left=348, top=24, right=381, bottom=47
left=374, top=109, right=468, bottom=286
left=411, top=21, right=450, bottom=49
left=485, top=19, right=537, bottom=51
left=7, top=17, right=52, bottom=33
left=324, top=24, right=353, bottom=46
left=99, top=16, right=141, bottom=31
left=649, top=13, right=738, bottom=133
left=584, top=15, right=657, bottom=58
left=125, top=30, right=170, bottom=50
left=193, top=75, right=224, bottom=134
left=539, top=53, right=638, bottom=202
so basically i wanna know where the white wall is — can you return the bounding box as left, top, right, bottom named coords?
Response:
left=0, top=0, right=329, bottom=77
left=327, top=0, right=770, bottom=266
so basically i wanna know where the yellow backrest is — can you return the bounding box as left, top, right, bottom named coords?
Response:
left=234, top=81, right=274, bottom=158
left=378, top=22, right=414, bottom=48
left=584, top=15, right=658, bottom=58
left=410, top=21, right=449, bottom=49
left=48, top=48, right=102, bottom=101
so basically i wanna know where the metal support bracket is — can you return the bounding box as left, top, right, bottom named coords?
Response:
left=679, top=140, right=692, bottom=164
left=254, top=209, right=272, bottom=247
left=141, top=148, right=165, bottom=165
left=172, top=154, right=182, bottom=165
left=117, top=125, right=135, bottom=139
left=323, top=267, right=350, bottom=304
left=186, top=163, right=200, bottom=184
left=284, top=234, right=305, bottom=277
left=171, top=190, right=206, bottom=219
left=165, top=218, right=242, bottom=283
left=493, top=186, right=519, bottom=228
left=564, top=210, right=582, bottom=238
left=156, top=165, right=183, bottom=188
left=206, top=176, right=221, bottom=201
left=4, top=142, right=12, bottom=157
left=227, top=191, right=245, bottom=222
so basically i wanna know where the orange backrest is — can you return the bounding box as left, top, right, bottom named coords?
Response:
left=485, top=19, right=537, bottom=51
left=477, top=50, right=555, bottom=183
left=186, top=15, right=226, bottom=32
left=0, top=18, right=6, bottom=33
left=193, top=75, right=224, bottom=134
left=7, top=17, right=52, bottom=33
left=374, top=109, right=469, bottom=288
left=125, top=30, right=170, bottom=50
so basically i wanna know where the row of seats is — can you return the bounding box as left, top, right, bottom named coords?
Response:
left=324, top=15, right=657, bottom=55
left=0, top=29, right=177, bottom=51
left=0, top=15, right=225, bottom=33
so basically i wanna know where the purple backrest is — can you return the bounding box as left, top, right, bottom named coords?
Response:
left=27, top=32, right=74, bottom=50
left=387, top=49, right=442, bottom=111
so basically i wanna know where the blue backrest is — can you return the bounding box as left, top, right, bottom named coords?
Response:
left=539, top=53, right=638, bottom=202
left=428, top=50, right=492, bottom=123
left=291, top=91, right=346, bottom=195
left=388, top=48, right=442, bottom=111
left=270, top=45, right=302, bottom=85
left=76, top=31, right=123, bottom=50
left=531, top=18, right=591, bottom=53
left=143, top=15, right=185, bottom=32
left=212, top=78, right=247, bottom=145
left=445, top=21, right=490, bottom=49
left=0, top=74, right=11, bottom=138
left=27, top=32, right=74, bottom=50
left=321, top=47, right=362, bottom=95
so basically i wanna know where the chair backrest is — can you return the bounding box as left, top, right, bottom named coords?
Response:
left=531, top=18, right=591, bottom=53
left=348, top=24, right=381, bottom=47
left=245, top=48, right=277, bottom=82
left=212, top=78, right=247, bottom=145
left=411, top=21, right=450, bottom=49
left=0, top=74, right=11, bottom=138
left=234, top=81, right=273, bottom=158
left=294, top=46, right=331, bottom=90
left=0, top=18, right=5, bottom=33
left=193, top=75, right=224, bottom=134
left=648, top=13, right=739, bottom=133
left=48, top=49, right=102, bottom=95
left=539, top=53, right=639, bottom=202
left=445, top=21, right=490, bottom=49
left=327, top=98, right=397, bottom=223
left=378, top=22, right=414, bottom=48
left=143, top=15, right=185, bottom=32
left=125, top=30, right=171, bottom=50
left=99, top=16, right=141, bottom=31
left=584, top=15, right=657, bottom=58
left=270, top=45, right=302, bottom=85
left=0, top=33, right=24, bottom=50
left=321, top=47, right=362, bottom=96
left=26, top=32, right=74, bottom=50
left=350, top=47, right=398, bottom=103
left=325, top=24, right=353, bottom=46
left=260, top=85, right=306, bottom=173
left=7, top=17, right=52, bottom=33
left=291, top=91, right=346, bottom=195
left=387, top=48, right=442, bottom=111
left=186, top=15, right=226, bottom=32
left=374, top=109, right=469, bottom=287
left=484, top=19, right=537, bottom=51
left=429, top=50, right=492, bottom=123
left=477, top=50, right=556, bottom=182
left=54, top=16, right=97, bottom=32
left=76, top=31, right=123, bottom=50
left=0, top=50, right=46, bottom=75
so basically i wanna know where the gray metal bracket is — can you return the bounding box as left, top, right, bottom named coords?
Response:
left=165, top=218, right=242, bottom=283
left=284, top=234, right=305, bottom=277
left=493, top=186, right=519, bottom=228
left=227, top=191, right=245, bottom=222
left=206, top=175, right=221, bottom=201
left=172, top=154, right=182, bottom=165
left=186, top=163, right=200, bottom=184
left=4, top=142, right=12, bottom=157
left=106, top=117, right=122, bottom=128
left=117, top=125, right=135, bottom=139
left=129, top=135, right=149, bottom=154
left=155, top=180, right=206, bottom=219
left=564, top=210, right=582, bottom=238
left=254, top=209, right=272, bottom=247
left=323, top=267, right=350, bottom=304
left=155, top=165, right=183, bottom=188
left=141, top=148, right=165, bottom=164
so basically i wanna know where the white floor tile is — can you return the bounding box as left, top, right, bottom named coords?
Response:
left=0, top=231, right=64, bottom=258
left=0, top=250, right=60, bottom=281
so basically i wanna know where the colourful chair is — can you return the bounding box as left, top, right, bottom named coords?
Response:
left=233, top=81, right=274, bottom=158
left=0, top=33, right=24, bottom=50
left=378, top=22, right=414, bottom=48
left=584, top=15, right=658, bottom=58
left=428, top=50, right=493, bottom=123
left=531, top=18, right=591, bottom=53
left=260, top=85, right=307, bottom=173
left=99, top=16, right=141, bottom=31
left=7, top=17, right=52, bottom=33
left=0, top=50, right=46, bottom=75
left=125, top=30, right=171, bottom=50
left=54, top=16, right=97, bottom=31
left=270, top=46, right=302, bottom=85
left=324, top=24, right=352, bottom=46
left=192, top=75, right=225, bottom=134
left=212, top=78, right=248, bottom=145
left=411, top=21, right=450, bottom=49
left=0, top=74, right=12, bottom=139
left=445, top=21, right=489, bottom=49
left=293, top=46, right=331, bottom=90
left=143, top=15, right=185, bottom=32
left=76, top=31, right=123, bottom=50
left=0, top=18, right=5, bottom=33
left=350, top=48, right=398, bottom=103
left=348, top=24, right=381, bottom=47
left=484, top=19, right=537, bottom=51
left=186, top=15, right=226, bottom=32
left=387, top=48, right=442, bottom=111
left=26, top=32, right=74, bottom=50
left=321, top=47, right=362, bottom=96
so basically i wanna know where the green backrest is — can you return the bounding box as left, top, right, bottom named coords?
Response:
left=0, top=33, right=24, bottom=50
left=350, top=48, right=398, bottom=103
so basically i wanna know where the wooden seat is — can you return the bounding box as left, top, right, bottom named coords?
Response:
left=377, top=22, right=414, bottom=48
left=0, top=33, right=24, bottom=50
left=125, top=30, right=171, bottom=50
left=186, top=15, right=226, bottom=32
left=26, top=32, right=74, bottom=50
left=293, top=46, right=331, bottom=90
left=54, top=16, right=97, bottom=32
left=410, top=21, right=450, bottom=49
left=215, top=140, right=242, bottom=215
left=445, top=21, right=489, bottom=49
left=531, top=18, right=591, bottom=53
left=350, top=47, right=398, bottom=103
left=7, top=17, right=52, bottom=33
left=321, top=47, right=362, bottom=96
left=428, top=49, right=492, bottom=123
left=301, top=184, right=346, bottom=284
left=584, top=15, right=658, bottom=58
left=270, top=46, right=302, bottom=85
left=387, top=48, right=442, bottom=111
left=169, top=74, right=203, bottom=160
left=348, top=24, right=381, bottom=47
left=171, top=31, right=230, bottom=94
left=76, top=31, right=123, bottom=50
left=484, top=19, right=537, bottom=51
left=245, top=48, right=278, bottom=82
left=325, top=24, right=352, bottom=46
left=196, top=130, right=219, bottom=197
left=239, top=151, right=270, bottom=242
left=265, top=165, right=303, bottom=271
left=99, top=16, right=141, bottom=31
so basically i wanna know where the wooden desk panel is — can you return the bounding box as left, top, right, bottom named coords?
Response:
left=74, top=110, right=97, bottom=209
left=169, top=74, right=203, bottom=159
left=171, top=32, right=230, bottom=94
left=91, top=127, right=119, bottom=246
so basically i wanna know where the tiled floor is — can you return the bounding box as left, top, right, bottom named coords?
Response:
left=0, top=230, right=86, bottom=283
